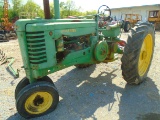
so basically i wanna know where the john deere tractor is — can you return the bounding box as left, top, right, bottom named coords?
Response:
left=14, top=0, right=155, bottom=118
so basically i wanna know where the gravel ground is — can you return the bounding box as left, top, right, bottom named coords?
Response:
left=0, top=31, right=160, bottom=120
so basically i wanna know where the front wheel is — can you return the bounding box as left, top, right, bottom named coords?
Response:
left=16, top=81, right=59, bottom=118
left=121, top=22, right=155, bottom=84
left=15, top=76, right=54, bottom=99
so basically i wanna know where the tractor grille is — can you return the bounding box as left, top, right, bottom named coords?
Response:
left=26, top=31, right=47, bottom=64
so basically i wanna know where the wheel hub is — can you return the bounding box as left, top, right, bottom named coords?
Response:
left=33, top=95, right=44, bottom=106
left=25, top=92, right=53, bottom=114
left=141, top=51, right=147, bottom=60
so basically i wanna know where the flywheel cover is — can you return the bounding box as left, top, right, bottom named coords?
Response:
left=94, top=41, right=108, bottom=61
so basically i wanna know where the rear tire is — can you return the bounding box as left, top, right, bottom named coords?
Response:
left=121, top=22, right=155, bottom=84
left=124, top=21, right=131, bottom=32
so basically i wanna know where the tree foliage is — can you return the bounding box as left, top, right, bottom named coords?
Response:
left=12, top=0, right=22, bottom=14
left=20, top=0, right=44, bottom=18
left=10, top=0, right=22, bottom=19
left=0, top=0, right=98, bottom=22
left=85, top=10, right=97, bottom=16
left=60, top=0, right=83, bottom=18
left=50, top=3, right=54, bottom=18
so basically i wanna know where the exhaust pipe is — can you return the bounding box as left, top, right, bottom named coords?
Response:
left=43, top=0, right=50, bottom=19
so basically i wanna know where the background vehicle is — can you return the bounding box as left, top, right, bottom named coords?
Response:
left=148, top=10, right=160, bottom=30
left=121, top=14, right=142, bottom=32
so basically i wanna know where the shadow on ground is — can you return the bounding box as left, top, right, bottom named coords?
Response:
left=118, top=77, right=160, bottom=120
left=7, top=65, right=160, bottom=120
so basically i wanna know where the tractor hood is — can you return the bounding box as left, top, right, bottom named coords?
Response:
left=25, top=21, right=96, bottom=39
left=15, top=18, right=96, bottom=32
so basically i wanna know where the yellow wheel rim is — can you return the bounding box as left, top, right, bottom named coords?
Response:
left=138, top=34, right=153, bottom=76
left=25, top=92, right=53, bottom=114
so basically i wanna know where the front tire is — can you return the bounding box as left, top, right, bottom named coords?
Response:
left=15, top=76, right=54, bottom=99
left=121, top=23, right=155, bottom=84
left=16, top=81, right=59, bottom=118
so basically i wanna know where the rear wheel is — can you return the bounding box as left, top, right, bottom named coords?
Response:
left=16, top=81, right=59, bottom=118
left=121, top=23, right=155, bottom=84
left=124, top=21, right=131, bottom=32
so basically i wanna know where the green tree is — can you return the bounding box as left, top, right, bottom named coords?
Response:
left=21, top=0, right=43, bottom=18
left=50, top=3, right=54, bottom=18
left=85, top=10, right=97, bottom=15
left=84, top=10, right=97, bottom=19
left=60, top=0, right=82, bottom=18
left=12, top=0, right=22, bottom=17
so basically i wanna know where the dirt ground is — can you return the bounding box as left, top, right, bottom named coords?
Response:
left=0, top=31, right=160, bottom=120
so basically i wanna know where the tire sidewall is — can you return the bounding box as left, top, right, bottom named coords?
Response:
left=15, top=77, right=29, bottom=99
left=15, top=76, right=54, bottom=99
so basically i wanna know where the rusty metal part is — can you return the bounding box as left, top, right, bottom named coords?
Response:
left=43, top=0, right=50, bottom=19
left=1, top=0, right=14, bottom=31
left=0, top=49, right=19, bottom=77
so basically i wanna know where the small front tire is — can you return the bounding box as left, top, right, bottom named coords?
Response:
left=15, top=76, right=54, bottom=99
left=16, top=81, right=59, bottom=118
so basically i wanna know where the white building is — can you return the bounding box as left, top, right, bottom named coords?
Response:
left=111, top=4, right=160, bottom=22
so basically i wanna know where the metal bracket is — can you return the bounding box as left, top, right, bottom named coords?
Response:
left=7, top=57, right=19, bottom=78
left=0, top=49, right=19, bottom=78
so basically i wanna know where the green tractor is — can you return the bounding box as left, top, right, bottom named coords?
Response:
left=15, top=0, right=155, bottom=118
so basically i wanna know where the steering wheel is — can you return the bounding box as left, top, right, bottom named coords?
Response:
left=98, top=5, right=112, bottom=21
